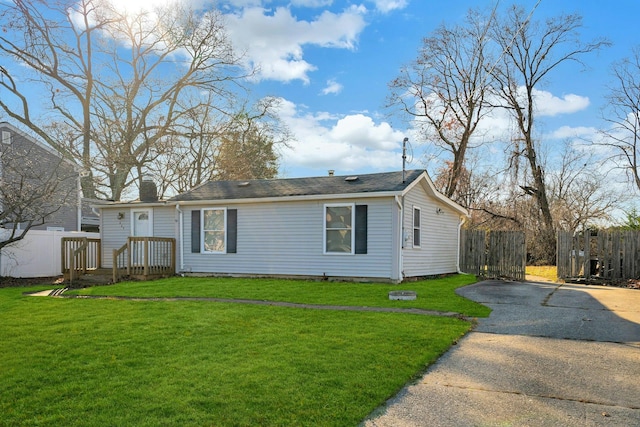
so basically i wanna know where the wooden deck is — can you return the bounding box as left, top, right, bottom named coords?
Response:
left=62, top=237, right=176, bottom=285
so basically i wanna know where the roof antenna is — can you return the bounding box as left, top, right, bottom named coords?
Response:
left=402, top=137, right=408, bottom=183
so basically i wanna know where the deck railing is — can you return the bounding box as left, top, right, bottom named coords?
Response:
left=63, top=236, right=175, bottom=283
left=61, top=237, right=102, bottom=282
left=113, top=237, right=176, bottom=283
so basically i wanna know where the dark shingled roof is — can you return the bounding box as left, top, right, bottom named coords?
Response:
left=170, top=170, right=426, bottom=202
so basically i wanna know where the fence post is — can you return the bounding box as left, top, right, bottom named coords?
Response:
left=61, top=238, right=66, bottom=277
left=126, top=238, right=132, bottom=276
left=112, top=249, right=118, bottom=284
left=583, top=230, right=590, bottom=278
left=171, top=238, right=176, bottom=274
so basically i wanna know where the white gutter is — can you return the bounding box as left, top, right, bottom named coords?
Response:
left=176, top=203, right=184, bottom=272
left=91, top=192, right=403, bottom=211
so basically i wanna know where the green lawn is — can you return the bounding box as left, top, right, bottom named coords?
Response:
left=526, top=265, right=558, bottom=282
left=69, top=274, right=489, bottom=318
left=1, top=275, right=486, bottom=426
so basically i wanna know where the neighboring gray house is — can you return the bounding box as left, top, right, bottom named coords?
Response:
left=0, top=122, right=92, bottom=232
left=97, top=170, right=468, bottom=283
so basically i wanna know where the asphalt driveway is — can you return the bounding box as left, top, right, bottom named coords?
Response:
left=363, top=280, right=640, bottom=427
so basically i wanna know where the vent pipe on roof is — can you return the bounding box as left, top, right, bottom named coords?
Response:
left=328, top=170, right=334, bottom=176
left=402, top=137, right=408, bottom=183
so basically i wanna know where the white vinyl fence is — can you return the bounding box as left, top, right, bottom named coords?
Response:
left=0, top=229, right=99, bottom=278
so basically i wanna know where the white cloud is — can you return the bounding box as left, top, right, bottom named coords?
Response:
left=329, top=114, right=399, bottom=150
left=76, top=1, right=367, bottom=83
left=275, top=99, right=406, bottom=175
left=291, top=0, right=334, bottom=6
left=548, top=125, right=598, bottom=140
left=369, top=0, right=408, bottom=13
left=533, top=89, right=590, bottom=116
left=70, top=0, right=215, bottom=57
left=224, top=5, right=367, bottom=83
left=321, top=79, right=343, bottom=95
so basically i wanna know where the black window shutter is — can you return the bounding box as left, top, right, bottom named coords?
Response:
left=355, top=205, right=368, bottom=254
left=227, top=209, right=237, bottom=253
left=191, top=210, right=201, bottom=253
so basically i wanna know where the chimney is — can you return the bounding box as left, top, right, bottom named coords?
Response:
left=328, top=170, right=335, bottom=176
left=140, top=175, right=158, bottom=202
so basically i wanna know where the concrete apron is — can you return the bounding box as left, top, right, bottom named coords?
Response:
left=364, top=280, right=640, bottom=427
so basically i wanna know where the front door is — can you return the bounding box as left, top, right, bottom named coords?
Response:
left=131, top=209, right=152, bottom=265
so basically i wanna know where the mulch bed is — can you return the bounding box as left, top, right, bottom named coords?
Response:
left=0, top=276, right=64, bottom=288
left=612, top=279, right=640, bottom=290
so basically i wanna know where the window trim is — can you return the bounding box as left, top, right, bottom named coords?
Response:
left=201, top=207, right=227, bottom=254
left=324, top=203, right=355, bottom=255
left=413, top=206, right=421, bottom=248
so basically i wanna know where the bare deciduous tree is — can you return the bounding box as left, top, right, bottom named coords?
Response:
left=599, top=46, right=640, bottom=193
left=0, top=133, right=76, bottom=250
left=0, top=0, right=258, bottom=201
left=149, top=96, right=288, bottom=198
left=388, top=8, right=494, bottom=200
left=150, top=94, right=226, bottom=198
left=549, top=141, right=620, bottom=231
left=0, top=0, right=106, bottom=198
left=489, top=5, right=609, bottom=263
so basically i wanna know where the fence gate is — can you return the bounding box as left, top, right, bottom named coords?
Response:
left=460, top=230, right=526, bottom=281
left=557, top=230, right=640, bottom=281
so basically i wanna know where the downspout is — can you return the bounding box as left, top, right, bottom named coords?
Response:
left=395, top=195, right=404, bottom=282
left=457, top=215, right=467, bottom=274
left=77, top=173, right=82, bottom=231
left=176, top=203, right=184, bottom=272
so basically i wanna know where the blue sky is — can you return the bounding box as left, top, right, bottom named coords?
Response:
left=205, top=0, right=639, bottom=180
left=7, top=0, right=640, bottom=183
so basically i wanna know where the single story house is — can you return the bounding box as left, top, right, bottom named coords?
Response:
left=97, top=170, right=468, bottom=283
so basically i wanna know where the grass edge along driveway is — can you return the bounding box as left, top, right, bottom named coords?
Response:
left=2, top=275, right=486, bottom=426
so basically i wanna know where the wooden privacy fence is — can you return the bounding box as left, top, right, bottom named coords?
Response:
left=460, top=230, right=526, bottom=281
left=557, top=230, right=640, bottom=281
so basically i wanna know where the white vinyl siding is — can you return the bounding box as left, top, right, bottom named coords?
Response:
left=182, top=198, right=395, bottom=280
left=402, top=184, right=460, bottom=277
left=100, top=206, right=175, bottom=268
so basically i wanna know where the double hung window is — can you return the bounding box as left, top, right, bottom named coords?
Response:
left=203, top=208, right=226, bottom=253
left=191, top=208, right=237, bottom=254
left=413, top=206, right=421, bottom=248
left=325, top=204, right=354, bottom=254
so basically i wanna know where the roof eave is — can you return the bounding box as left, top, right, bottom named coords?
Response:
left=97, top=191, right=403, bottom=209
left=92, top=200, right=173, bottom=209
left=402, top=171, right=469, bottom=217
left=173, top=190, right=404, bottom=205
